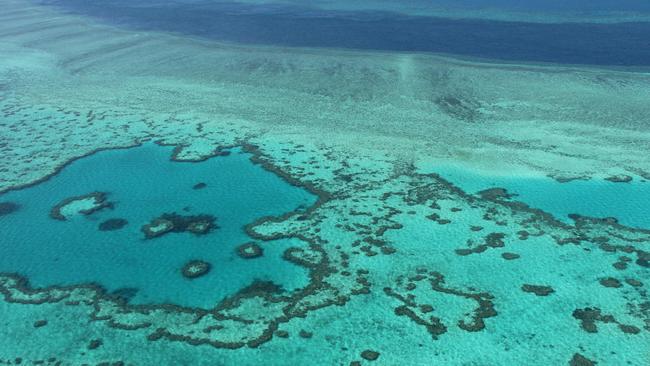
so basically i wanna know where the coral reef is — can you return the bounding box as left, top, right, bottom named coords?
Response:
left=141, top=213, right=216, bottom=239
left=181, top=260, right=211, bottom=279
left=236, top=242, right=263, bottom=259
left=50, top=192, right=113, bottom=221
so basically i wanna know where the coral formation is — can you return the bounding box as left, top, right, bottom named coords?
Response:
left=181, top=260, right=211, bottom=279
left=98, top=218, right=128, bottom=231
left=50, top=192, right=113, bottom=221
left=141, top=213, right=216, bottom=239
left=236, top=242, right=264, bottom=259
left=0, top=202, right=19, bottom=216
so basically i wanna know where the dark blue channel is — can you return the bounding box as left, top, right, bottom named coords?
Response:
left=39, top=0, right=650, bottom=66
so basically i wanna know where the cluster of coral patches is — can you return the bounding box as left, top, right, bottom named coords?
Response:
left=572, top=307, right=642, bottom=335
left=383, top=269, right=497, bottom=339
left=454, top=232, right=506, bottom=256
left=0, top=139, right=377, bottom=349
left=140, top=213, right=217, bottom=239
left=406, top=173, right=650, bottom=331
left=0, top=142, right=370, bottom=350
left=1, top=135, right=649, bottom=356
left=50, top=192, right=113, bottom=221
left=0, top=235, right=370, bottom=350
left=223, top=142, right=650, bottom=350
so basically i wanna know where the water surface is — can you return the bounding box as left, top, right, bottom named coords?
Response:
left=0, top=144, right=316, bottom=308
left=39, top=0, right=650, bottom=66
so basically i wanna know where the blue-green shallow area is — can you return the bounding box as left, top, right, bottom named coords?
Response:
left=0, top=144, right=316, bottom=308
left=434, top=165, right=650, bottom=229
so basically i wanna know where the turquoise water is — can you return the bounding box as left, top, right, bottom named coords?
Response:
left=0, top=144, right=316, bottom=308
left=434, top=165, right=650, bottom=229
left=1, top=0, right=649, bottom=364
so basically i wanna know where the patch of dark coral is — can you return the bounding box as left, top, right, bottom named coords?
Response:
left=477, top=188, right=513, bottom=201
left=521, top=284, right=554, bottom=296
left=181, top=260, right=211, bottom=279
left=549, top=174, right=588, bottom=183
left=141, top=212, right=217, bottom=239
left=426, top=212, right=451, bottom=225
left=605, top=174, right=632, bottom=183
left=625, top=278, right=643, bottom=287
left=98, top=218, right=128, bottom=231
left=599, top=277, right=622, bottom=288
left=455, top=232, right=506, bottom=256
left=0, top=202, right=19, bottom=216
left=192, top=182, right=207, bottom=190
left=517, top=230, right=530, bottom=240
left=501, top=252, right=520, bottom=260
left=572, top=307, right=640, bottom=335
left=87, top=339, right=103, bottom=350
left=618, top=324, right=641, bottom=334
left=572, top=307, right=614, bottom=333
left=385, top=270, right=496, bottom=339
left=569, top=353, right=596, bottom=366
left=360, top=350, right=380, bottom=361
left=236, top=242, right=263, bottom=259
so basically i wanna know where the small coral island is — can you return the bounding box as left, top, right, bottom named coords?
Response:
left=141, top=212, right=217, bottom=239
left=50, top=192, right=113, bottom=221
left=181, top=260, right=211, bottom=279
left=236, top=242, right=263, bottom=259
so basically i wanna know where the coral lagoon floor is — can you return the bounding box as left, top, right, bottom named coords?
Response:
left=0, top=0, right=649, bottom=365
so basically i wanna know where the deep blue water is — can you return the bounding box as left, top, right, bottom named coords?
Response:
left=398, top=0, right=650, bottom=13
left=39, top=0, right=650, bottom=66
left=0, top=144, right=316, bottom=308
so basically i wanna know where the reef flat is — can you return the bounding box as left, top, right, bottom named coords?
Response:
left=0, top=0, right=649, bottom=365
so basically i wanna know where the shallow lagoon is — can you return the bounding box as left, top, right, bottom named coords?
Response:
left=433, top=164, right=650, bottom=229
left=0, top=144, right=316, bottom=308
